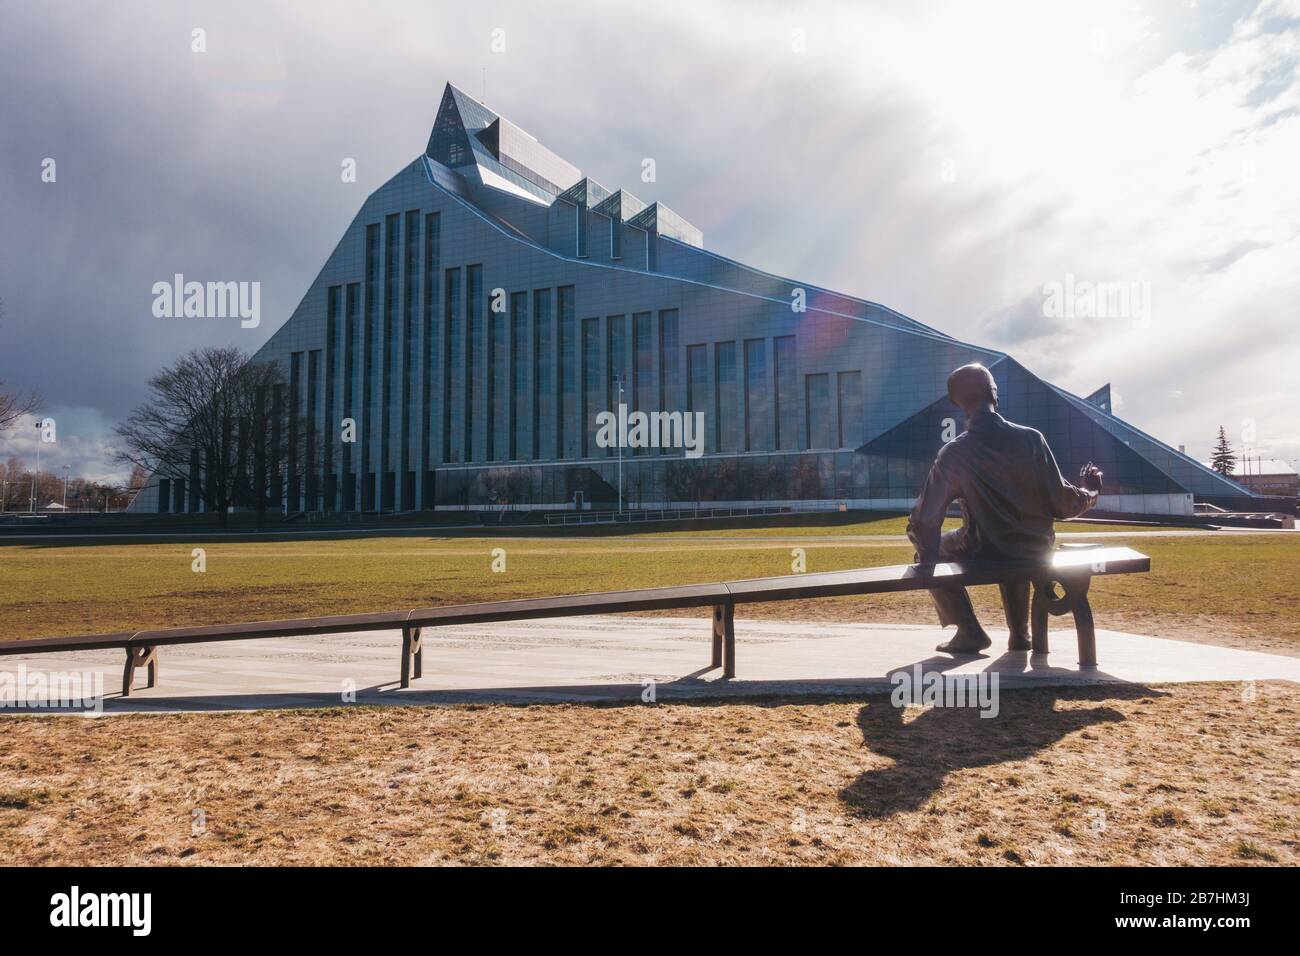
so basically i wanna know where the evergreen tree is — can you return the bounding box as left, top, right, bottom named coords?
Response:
left=1210, top=426, right=1237, bottom=476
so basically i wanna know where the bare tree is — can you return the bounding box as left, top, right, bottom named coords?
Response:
left=0, top=382, right=40, bottom=434
left=0, top=300, right=40, bottom=432
left=115, top=346, right=295, bottom=526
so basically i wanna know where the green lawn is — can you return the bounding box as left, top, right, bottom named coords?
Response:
left=1, top=520, right=1296, bottom=652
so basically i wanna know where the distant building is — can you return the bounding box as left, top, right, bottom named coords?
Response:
left=132, top=82, right=1260, bottom=516
left=1203, top=458, right=1298, bottom=498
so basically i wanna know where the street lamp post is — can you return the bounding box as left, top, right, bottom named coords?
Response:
left=31, top=419, right=42, bottom=513
left=62, top=465, right=70, bottom=510
left=616, top=376, right=624, bottom=516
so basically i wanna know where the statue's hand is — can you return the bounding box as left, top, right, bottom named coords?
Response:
left=1079, top=462, right=1104, bottom=494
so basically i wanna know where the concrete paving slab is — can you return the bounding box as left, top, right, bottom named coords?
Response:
left=2, top=616, right=1297, bottom=714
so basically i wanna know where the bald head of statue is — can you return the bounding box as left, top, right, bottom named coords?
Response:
left=947, top=363, right=998, bottom=416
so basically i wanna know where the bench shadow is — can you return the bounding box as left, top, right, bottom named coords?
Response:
left=8, top=647, right=1165, bottom=716
left=838, top=653, right=1167, bottom=818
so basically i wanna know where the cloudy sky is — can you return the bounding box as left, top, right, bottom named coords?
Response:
left=1, top=0, right=1297, bottom=483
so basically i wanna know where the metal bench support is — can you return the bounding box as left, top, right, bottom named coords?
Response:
left=716, top=602, right=736, bottom=679
left=1031, top=576, right=1097, bottom=667
left=400, top=625, right=423, bottom=689
left=121, top=645, right=158, bottom=697
left=711, top=604, right=725, bottom=668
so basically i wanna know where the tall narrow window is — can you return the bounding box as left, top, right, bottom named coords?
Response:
left=532, top=289, right=553, bottom=460
left=442, top=267, right=462, bottom=463
left=774, top=335, right=798, bottom=451
left=511, top=292, right=528, bottom=460
left=605, top=315, right=626, bottom=457
left=805, top=373, right=831, bottom=449
left=487, top=305, right=508, bottom=461
left=362, top=224, right=379, bottom=509
left=744, top=338, right=769, bottom=452
left=400, top=210, right=420, bottom=510
left=343, top=283, right=360, bottom=509
left=289, top=351, right=303, bottom=511
left=714, top=341, right=737, bottom=453
left=686, top=344, right=708, bottom=454
left=465, top=264, right=482, bottom=463
left=307, top=349, right=320, bottom=510
left=382, top=213, right=399, bottom=509
left=659, top=310, right=680, bottom=456
left=272, top=385, right=285, bottom=508
left=421, top=213, right=440, bottom=505
left=837, top=370, right=863, bottom=449
left=325, top=286, right=340, bottom=511
left=557, top=286, right=576, bottom=458
left=632, top=312, right=653, bottom=457
left=581, top=317, right=601, bottom=457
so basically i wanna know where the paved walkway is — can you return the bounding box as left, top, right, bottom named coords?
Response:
left=2, top=616, right=1297, bottom=714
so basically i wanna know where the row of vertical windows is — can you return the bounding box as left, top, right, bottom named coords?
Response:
left=298, top=219, right=874, bottom=512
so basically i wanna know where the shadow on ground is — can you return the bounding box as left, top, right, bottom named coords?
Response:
left=839, top=653, right=1166, bottom=817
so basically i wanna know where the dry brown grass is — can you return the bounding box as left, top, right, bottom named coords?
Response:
left=1, top=681, right=1294, bottom=866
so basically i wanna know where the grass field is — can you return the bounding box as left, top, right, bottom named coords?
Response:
left=1, top=681, right=1294, bottom=865
left=1, top=517, right=1296, bottom=866
left=1, top=519, right=1297, bottom=653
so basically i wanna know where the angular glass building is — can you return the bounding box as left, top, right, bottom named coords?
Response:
left=134, top=83, right=1258, bottom=516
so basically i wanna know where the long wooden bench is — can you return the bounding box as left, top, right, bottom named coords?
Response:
left=0, top=545, right=1149, bottom=696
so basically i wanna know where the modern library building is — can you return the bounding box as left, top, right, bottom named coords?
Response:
left=133, top=83, right=1259, bottom=516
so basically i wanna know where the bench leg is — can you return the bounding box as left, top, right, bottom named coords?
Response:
left=1031, top=584, right=1050, bottom=655
left=711, top=605, right=725, bottom=669
left=1032, top=576, right=1098, bottom=666
left=1073, top=597, right=1097, bottom=668
left=400, top=626, right=423, bottom=689
left=721, top=602, right=736, bottom=679
left=121, top=645, right=158, bottom=697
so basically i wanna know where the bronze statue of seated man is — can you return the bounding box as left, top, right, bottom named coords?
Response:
left=907, top=363, right=1103, bottom=654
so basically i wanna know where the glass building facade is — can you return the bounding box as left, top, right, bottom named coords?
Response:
left=134, top=83, right=1256, bottom=516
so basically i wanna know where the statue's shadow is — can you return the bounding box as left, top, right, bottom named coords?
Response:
left=839, top=653, right=1165, bottom=818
